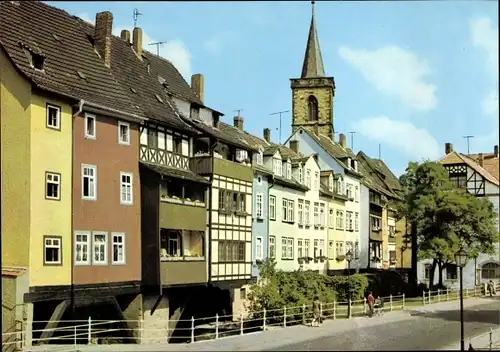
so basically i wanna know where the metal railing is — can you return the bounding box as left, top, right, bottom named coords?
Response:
left=469, top=327, right=500, bottom=351
left=2, top=283, right=497, bottom=349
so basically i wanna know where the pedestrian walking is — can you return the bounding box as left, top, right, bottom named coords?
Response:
left=367, top=292, right=375, bottom=318
left=311, top=296, right=321, bottom=327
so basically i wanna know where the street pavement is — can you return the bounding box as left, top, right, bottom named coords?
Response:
left=24, top=297, right=500, bottom=351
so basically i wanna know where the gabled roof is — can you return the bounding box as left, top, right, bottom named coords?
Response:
left=357, top=151, right=402, bottom=200
left=0, top=1, right=141, bottom=118
left=467, top=152, right=499, bottom=182
left=440, top=151, right=499, bottom=186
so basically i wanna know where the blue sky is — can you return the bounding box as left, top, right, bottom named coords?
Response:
left=47, top=1, right=498, bottom=176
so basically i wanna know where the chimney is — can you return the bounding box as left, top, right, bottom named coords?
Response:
left=445, top=142, right=453, bottom=154
left=191, top=74, right=204, bottom=104
left=339, top=133, right=346, bottom=148
left=263, top=128, right=271, bottom=143
left=234, top=115, right=244, bottom=131
left=94, top=11, right=113, bottom=67
left=478, top=153, right=484, bottom=167
left=494, top=145, right=499, bottom=158
left=120, top=29, right=130, bottom=43
left=132, top=27, right=143, bottom=57
left=290, top=140, right=299, bottom=153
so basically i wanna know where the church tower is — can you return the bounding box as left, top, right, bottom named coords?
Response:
left=290, top=1, right=335, bottom=140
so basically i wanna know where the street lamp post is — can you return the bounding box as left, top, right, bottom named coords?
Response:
left=346, top=250, right=353, bottom=318
left=455, top=248, right=468, bottom=352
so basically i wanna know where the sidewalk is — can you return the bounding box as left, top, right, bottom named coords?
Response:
left=24, top=297, right=495, bottom=352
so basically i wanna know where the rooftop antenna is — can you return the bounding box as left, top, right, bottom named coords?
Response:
left=378, top=143, right=382, bottom=159
left=462, top=135, right=474, bottom=154
left=149, top=41, right=167, bottom=57
left=133, top=8, right=142, bottom=28
left=270, top=110, right=289, bottom=144
left=233, top=109, right=244, bottom=117
left=348, top=131, right=356, bottom=151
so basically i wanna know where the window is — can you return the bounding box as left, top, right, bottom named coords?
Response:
left=328, top=241, right=334, bottom=259
left=219, top=190, right=226, bottom=210
left=304, top=201, right=311, bottom=226
left=298, top=239, right=304, bottom=258
left=281, top=237, right=293, bottom=259
left=306, top=169, right=311, bottom=188
left=255, top=193, right=263, bottom=219
left=46, top=104, right=60, bottom=130
left=446, top=264, right=458, bottom=280
left=238, top=193, right=246, bottom=213
left=82, top=164, right=97, bottom=200
left=93, top=232, right=107, bottom=264
left=314, top=172, right=319, bottom=190
left=389, top=250, right=396, bottom=264
left=45, top=172, right=61, bottom=200
left=355, top=186, right=359, bottom=202
left=240, top=288, right=247, bottom=300
left=148, top=129, right=158, bottom=149
left=286, top=162, right=292, bottom=179
left=319, top=203, right=326, bottom=227
left=313, top=202, right=319, bottom=227
left=346, top=184, right=353, bottom=200
left=371, top=216, right=381, bottom=230
left=424, top=264, right=432, bottom=280
left=164, top=231, right=180, bottom=257
left=328, top=208, right=335, bottom=229
left=304, top=239, right=310, bottom=258
left=308, top=95, right=318, bottom=121
left=281, top=198, right=294, bottom=222
left=336, top=178, right=343, bottom=194
left=371, top=242, right=381, bottom=259
left=329, top=176, right=334, bottom=192
left=319, top=239, right=325, bottom=257
left=482, top=263, right=500, bottom=279
left=355, top=212, right=359, bottom=231
left=218, top=240, right=245, bottom=262
left=335, top=241, right=344, bottom=257
left=44, top=236, right=61, bottom=265
left=256, top=236, right=263, bottom=261
left=314, top=239, right=319, bottom=258
left=346, top=211, right=353, bottom=231
left=298, top=199, right=304, bottom=225
left=269, top=236, right=276, bottom=258
left=173, top=135, right=182, bottom=154
left=118, top=121, right=130, bottom=145
left=298, top=167, right=303, bottom=184
left=112, top=233, right=125, bottom=264
left=120, top=172, right=133, bottom=205
left=255, top=152, right=263, bottom=165
left=84, top=113, right=96, bottom=139
left=346, top=241, right=354, bottom=255
left=75, top=231, right=90, bottom=265
left=336, top=210, right=344, bottom=230
left=269, top=195, right=276, bottom=220
left=273, top=158, right=282, bottom=176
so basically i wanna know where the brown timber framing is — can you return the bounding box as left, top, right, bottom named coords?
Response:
left=444, top=163, right=486, bottom=196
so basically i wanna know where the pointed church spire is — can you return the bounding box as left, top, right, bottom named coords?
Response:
left=301, top=1, right=326, bottom=78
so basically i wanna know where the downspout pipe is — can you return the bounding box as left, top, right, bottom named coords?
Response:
left=71, top=99, right=85, bottom=317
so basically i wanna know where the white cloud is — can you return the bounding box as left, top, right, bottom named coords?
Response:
left=353, top=116, right=440, bottom=161
left=76, top=12, right=93, bottom=24
left=203, top=31, right=242, bottom=56
left=339, top=45, right=437, bottom=111
left=470, top=17, right=499, bottom=120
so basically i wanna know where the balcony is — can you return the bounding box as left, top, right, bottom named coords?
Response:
left=159, top=182, right=206, bottom=231
left=190, top=155, right=252, bottom=181
left=159, top=229, right=207, bottom=286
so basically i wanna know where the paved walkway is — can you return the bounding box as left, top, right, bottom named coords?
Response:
left=24, top=297, right=496, bottom=352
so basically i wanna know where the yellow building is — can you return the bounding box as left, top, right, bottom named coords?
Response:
left=1, top=44, right=73, bottom=340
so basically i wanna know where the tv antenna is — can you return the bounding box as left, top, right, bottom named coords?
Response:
left=133, top=8, right=142, bottom=28
left=149, top=41, right=167, bottom=57
left=462, top=135, right=474, bottom=154
left=348, top=131, right=356, bottom=151
left=378, top=143, right=382, bottom=159
left=270, top=110, right=289, bottom=144
left=234, top=109, right=244, bottom=117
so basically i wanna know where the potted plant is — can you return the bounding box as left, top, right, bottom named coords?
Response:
left=336, top=255, right=346, bottom=262
left=319, top=255, right=327, bottom=263
left=298, top=257, right=305, bottom=264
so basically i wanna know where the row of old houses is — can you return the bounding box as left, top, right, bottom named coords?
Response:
left=2, top=0, right=498, bottom=347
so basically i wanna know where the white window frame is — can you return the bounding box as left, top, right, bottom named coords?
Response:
left=355, top=185, right=359, bottom=202
left=314, top=171, right=319, bottom=190
left=314, top=239, right=319, bottom=258
left=45, top=172, right=61, bottom=200
left=304, top=201, right=311, bottom=226
left=81, top=164, right=97, bottom=200
left=92, top=231, right=108, bottom=265
left=286, top=238, right=293, bottom=259
left=319, top=203, right=325, bottom=227
left=256, top=152, right=263, bottom=165
left=112, top=232, right=126, bottom=264
left=346, top=211, right=353, bottom=230
left=304, top=239, right=310, bottom=258
left=286, top=162, right=292, bottom=180
left=298, top=239, right=304, bottom=258
left=319, top=239, right=325, bottom=257
left=328, top=208, right=335, bottom=229
left=46, top=104, right=61, bottom=130
left=269, top=236, right=276, bottom=258
left=298, top=166, right=304, bottom=184
left=336, top=210, right=344, bottom=230
left=328, top=240, right=334, bottom=259
left=118, top=121, right=131, bottom=145
left=75, top=231, right=91, bottom=265
left=306, top=169, right=311, bottom=188
left=313, top=202, right=319, bottom=227
left=355, top=212, right=359, bottom=231
left=269, top=195, right=276, bottom=220
left=298, top=199, right=304, bottom=225
left=256, top=193, right=264, bottom=219
left=256, top=236, right=263, bottom=261
left=287, top=199, right=294, bottom=222
left=44, top=236, right=62, bottom=265
left=120, top=172, right=133, bottom=205
left=282, top=198, right=288, bottom=221
left=84, top=113, right=96, bottom=139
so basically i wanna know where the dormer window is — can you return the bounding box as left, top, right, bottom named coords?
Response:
left=336, top=177, right=344, bottom=194
left=273, top=158, right=282, bottom=176
left=351, top=159, right=356, bottom=170
left=305, top=169, right=311, bottom=188
left=32, top=53, right=45, bottom=70
left=255, top=151, right=263, bottom=165
left=236, top=149, right=248, bottom=163
left=286, top=161, right=292, bottom=179
left=329, top=175, right=334, bottom=192
left=190, top=106, right=200, bottom=119
left=347, top=157, right=352, bottom=169
left=298, top=166, right=303, bottom=184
